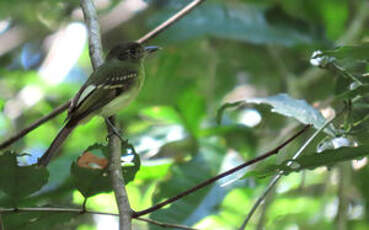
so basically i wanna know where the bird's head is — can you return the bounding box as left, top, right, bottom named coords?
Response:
left=106, top=42, right=160, bottom=63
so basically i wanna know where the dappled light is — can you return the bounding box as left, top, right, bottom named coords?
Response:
left=1, top=0, right=369, bottom=230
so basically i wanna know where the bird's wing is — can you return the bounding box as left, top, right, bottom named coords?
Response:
left=67, top=66, right=138, bottom=121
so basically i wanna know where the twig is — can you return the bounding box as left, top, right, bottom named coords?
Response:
left=336, top=163, right=350, bottom=230
left=0, top=0, right=208, bottom=151
left=239, top=118, right=336, bottom=230
left=133, top=125, right=310, bottom=217
left=136, top=0, right=206, bottom=44
left=80, top=0, right=132, bottom=229
left=0, top=207, right=196, bottom=230
left=0, top=101, right=70, bottom=150
left=255, top=186, right=275, bottom=230
left=80, top=0, right=103, bottom=68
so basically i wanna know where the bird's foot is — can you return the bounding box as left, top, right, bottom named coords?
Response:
left=105, top=117, right=127, bottom=143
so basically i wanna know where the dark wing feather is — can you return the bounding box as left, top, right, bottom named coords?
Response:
left=67, top=68, right=138, bottom=121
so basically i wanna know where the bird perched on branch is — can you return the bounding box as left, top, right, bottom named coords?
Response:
left=38, top=42, right=160, bottom=166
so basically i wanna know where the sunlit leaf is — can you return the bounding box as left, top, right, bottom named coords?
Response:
left=140, top=106, right=182, bottom=124
left=134, top=160, right=172, bottom=181
left=246, top=94, right=335, bottom=135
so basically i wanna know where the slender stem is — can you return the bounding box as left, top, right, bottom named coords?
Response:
left=0, top=101, right=70, bottom=150
left=336, top=163, right=350, bottom=230
left=256, top=186, right=275, bottom=230
left=133, top=125, right=310, bottom=217
left=0, top=207, right=196, bottom=230
left=239, top=118, right=336, bottom=230
left=136, top=0, right=206, bottom=44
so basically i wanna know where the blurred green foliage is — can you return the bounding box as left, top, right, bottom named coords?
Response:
left=1, top=0, right=369, bottom=229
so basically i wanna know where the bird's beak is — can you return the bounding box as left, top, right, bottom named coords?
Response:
left=144, top=46, right=161, bottom=54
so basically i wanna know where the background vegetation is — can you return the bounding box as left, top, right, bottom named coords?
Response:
left=1, top=0, right=369, bottom=229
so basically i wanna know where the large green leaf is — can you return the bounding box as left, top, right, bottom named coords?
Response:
left=0, top=151, right=48, bottom=203
left=149, top=2, right=313, bottom=46
left=246, top=145, right=369, bottom=178
left=218, top=94, right=335, bottom=135
left=247, top=94, right=327, bottom=129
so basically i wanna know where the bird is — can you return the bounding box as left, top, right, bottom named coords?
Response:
left=37, top=42, right=160, bottom=166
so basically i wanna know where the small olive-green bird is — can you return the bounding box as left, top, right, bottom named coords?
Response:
left=38, top=42, right=160, bottom=166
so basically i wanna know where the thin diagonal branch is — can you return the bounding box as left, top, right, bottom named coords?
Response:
left=137, top=0, right=206, bottom=44
left=0, top=207, right=197, bottom=230
left=80, top=0, right=132, bottom=229
left=0, top=0, right=208, bottom=151
left=239, top=118, right=336, bottom=230
left=0, top=101, right=70, bottom=150
left=133, top=125, right=310, bottom=217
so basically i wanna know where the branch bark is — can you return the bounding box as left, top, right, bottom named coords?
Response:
left=80, top=0, right=131, bottom=229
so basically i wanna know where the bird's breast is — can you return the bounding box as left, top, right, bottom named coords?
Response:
left=99, top=66, right=145, bottom=117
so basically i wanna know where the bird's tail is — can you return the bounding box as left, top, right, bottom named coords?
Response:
left=37, top=119, right=78, bottom=167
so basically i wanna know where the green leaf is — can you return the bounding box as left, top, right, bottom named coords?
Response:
left=149, top=2, right=313, bottom=46
left=246, top=145, right=369, bottom=178
left=216, top=102, right=243, bottom=125
left=134, top=160, right=172, bottom=181
left=336, top=84, right=369, bottom=100
left=246, top=94, right=335, bottom=135
left=0, top=151, right=48, bottom=202
left=71, top=143, right=140, bottom=198
left=140, top=106, right=182, bottom=124
left=71, top=162, right=112, bottom=198
left=318, top=43, right=369, bottom=63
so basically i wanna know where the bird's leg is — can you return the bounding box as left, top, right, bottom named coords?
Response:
left=105, top=117, right=136, bottom=156
left=105, top=117, right=126, bottom=143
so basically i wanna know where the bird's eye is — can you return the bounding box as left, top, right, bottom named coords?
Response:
left=130, top=48, right=137, bottom=56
